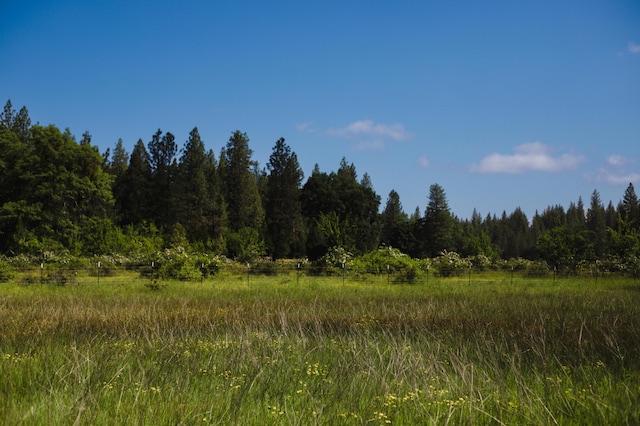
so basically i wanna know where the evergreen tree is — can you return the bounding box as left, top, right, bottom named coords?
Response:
left=175, top=128, right=215, bottom=243
left=605, top=201, right=618, bottom=230
left=354, top=172, right=382, bottom=253
left=621, top=183, right=639, bottom=230
left=106, top=138, right=129, bottom=179
left=502, top=207, right=532, bottom=259
left=147, top=130, right=178, bottom=229
left=0, top=99, right=14, bottom=129
left=0, top=124, right=113, bottom=254
left=114, top=139, right=152, bottom=226
left=300, top=164, right=340, bottom=258
left=565, top=198, right=592, bottom=262
left=380, top=190, right=413, bottom=253
left=265, top=138, right=305, bottom=259
left=421, top=183, right=453, bottom=257
left=221, top=131, right=264, bottom=232
left=0, top=100, right=31, bottom=141
left=205, top=148, right=227, bottom=250
left=586, top=189, right=607, bottom=258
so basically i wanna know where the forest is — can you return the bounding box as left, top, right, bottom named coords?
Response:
left=1, top=100, right=639, bottom=273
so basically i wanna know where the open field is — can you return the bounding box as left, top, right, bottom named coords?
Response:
left=1, top=273, right=639, bottom=425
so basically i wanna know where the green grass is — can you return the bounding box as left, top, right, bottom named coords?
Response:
left=1, top=273, right=639, bottom=424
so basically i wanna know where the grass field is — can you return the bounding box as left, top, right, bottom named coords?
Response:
left=1, top=272, right=639, bottom=425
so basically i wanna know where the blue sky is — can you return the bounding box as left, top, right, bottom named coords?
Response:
left=2, top=1, right=639, bottom=220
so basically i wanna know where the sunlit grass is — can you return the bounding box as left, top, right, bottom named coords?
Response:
left=1, top=274, right=639, bottom=424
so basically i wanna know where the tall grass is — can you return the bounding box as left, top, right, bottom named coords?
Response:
left=1, top=274, right=639, bottom=424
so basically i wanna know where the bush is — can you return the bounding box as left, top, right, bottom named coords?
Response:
left=140, top=247, right=202, bottom=281
left=310, top=246, right=353, bottom=275
left=0, top=258, right=14, bottom=282
left=352, top=246, right=425, bottom=283
left=525, top=260, right=551, bottom=277
left=432, top=250, right=470, bottom=277
left=468, top=254, right=495, bottom=271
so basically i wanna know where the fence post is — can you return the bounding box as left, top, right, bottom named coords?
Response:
left=297, top=262, right=301, bottom=285
left=40, top=262, right=43, bottom=285
left=97, top=261, right=101, bottom=285
left=342, top=261, right=345, bottom=285
left=387, top=264, right=390, bottom=285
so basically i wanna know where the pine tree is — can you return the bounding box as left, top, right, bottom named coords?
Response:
left=421, top=183, right=453, bottom=257
left=175, top=127, right=214, bottom=243
left=621, top=183, right=639, bottom=230
left=265, top=138, right=305, bottom=259
left=586, top=189, right=607, bottom=258
left=147, top=130, right=178, bottom=229
left=114, top=139, right=152, bottom=226
left=222, top=131, right=264, bottom=232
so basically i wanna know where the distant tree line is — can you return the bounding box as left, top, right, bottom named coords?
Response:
left=1, top=100, right=639, bottom=270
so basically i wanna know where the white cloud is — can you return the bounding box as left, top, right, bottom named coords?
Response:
left=470, top=142, right=584, bottom=174
left=418, top=155, right=430, bottom=168
left=325, top=119, right=413, bottom=152
left=628, top=41, right=640, bottom=54
left=607, top=154, right=627, bottom=166
left=353, top=140, right=385, bottom=152
left=327, top=120, right=412, bottom=142
left=589, top=154, right=639, bottom=185
left=295, top=122, right=315, bottom=133
left=593, top=169, right=640, bottom=185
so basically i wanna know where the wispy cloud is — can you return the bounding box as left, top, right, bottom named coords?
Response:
left=595, top=170, right=640, bottom=185
left=589, top=154, right=639, bottom=185
left=607, top=154, right=627, bottom=167
left=353, top=140, right=385, bottom=152
left=418, top=155, right=430, bottom=168
left=470, top=142, right=584, bottom=174
left=628, top=41, right=640, bottom=54
left=325, top=119, right=412, bottom=151
left=295, top=122, right=316, bottom=133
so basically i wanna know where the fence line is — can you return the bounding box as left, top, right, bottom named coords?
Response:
left=2, top=262, right=637, bottom=287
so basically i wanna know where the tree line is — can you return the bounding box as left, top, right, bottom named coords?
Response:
left=1, top=100, right=639, bottom=270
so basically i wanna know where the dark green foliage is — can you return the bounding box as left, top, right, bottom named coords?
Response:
left=0, top=122, right=114, bottom=254
left=220, top=131, right=264, bottom=232
left=265, top=138, right=305, bottom=259
left=301, top=159, right=380, bottom=255
left=113, top=139, right=152, bottom=226
left=417, top=183, right=453, bottom=257
left=147, top=130, right=178, bottom=230
left=621, top=183, right=639, bottom=230
left=0, top=258, right=13, bottom=282
left=174, top=128, right=225, bottom=244
left=586, top=190, right=607, bottom=258
left=1, top=99, right=638, bottom=266
left=226, top=227, right=266, bottom=263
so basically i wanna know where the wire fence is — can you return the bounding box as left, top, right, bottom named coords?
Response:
left=3, top=262, right=638, bottom=287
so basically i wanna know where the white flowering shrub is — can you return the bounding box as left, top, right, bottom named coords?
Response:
left=432, top=250, right=470, bottom=277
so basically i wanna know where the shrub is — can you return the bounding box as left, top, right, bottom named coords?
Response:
left=352, top=246, right=425, bottom=283
left=0, top=258, right=14, bottom=282
left=432, top=250, right=469, bottom=277
left=311, top=246, right=353, bottom=275
left=525, top=260, right=551, bottom=277
left=468, top=254, right=494, bottom=271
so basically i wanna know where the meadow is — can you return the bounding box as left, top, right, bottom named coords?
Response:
left=1, top=271, right=639, bottom=425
